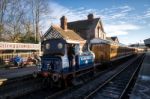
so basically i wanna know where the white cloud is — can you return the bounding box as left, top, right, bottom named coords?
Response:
left=132, top=8, right=150, bottom=20
left=48, top=2, right=69, bottom=19
left=42, top=2, right=134, bottom=31
left=97, top=5, right=133, bottom=20
left=47, top=2, right=98, bottom=22
left=38, top=1, right=150, bottom=45
left=111, top=13, right=127, bottom=19
left=41, top=1, right=98, bottom=33
left=41, top=1, right=143, bottom=38
left=144, top=8, right=150, bottom=18
left=105, top=24, right=140, bottom=36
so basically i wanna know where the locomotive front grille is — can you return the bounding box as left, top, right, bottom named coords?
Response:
left=42, top=57, right=61, bottom=72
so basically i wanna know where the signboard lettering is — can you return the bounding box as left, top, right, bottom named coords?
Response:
left=0, top=42, right=40, bottom=50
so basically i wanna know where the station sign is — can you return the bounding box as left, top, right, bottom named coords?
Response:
left=0, top=42, right=41, bottom=50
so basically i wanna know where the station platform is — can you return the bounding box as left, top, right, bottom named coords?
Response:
left=0, top=54, right=133, bottom=80
left=130, top=52, right=150, bottom=99
left=0, top=66, right=38, bottom=81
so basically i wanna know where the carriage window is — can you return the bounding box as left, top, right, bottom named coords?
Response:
left=97, top=27, right=100, bottom=38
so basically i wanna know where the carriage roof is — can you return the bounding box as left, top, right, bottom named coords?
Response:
left=90, top=38, right=127, bottom=47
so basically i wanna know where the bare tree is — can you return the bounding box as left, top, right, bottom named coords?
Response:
left=0, top=0, right=49, bottom=42
left=29, top=0, right=48, bottom=43
left=5, top=0, right=25, bottom=42
left=0, top=0, right=9, bottom=40
left=0, top=0, right=6, bottom=23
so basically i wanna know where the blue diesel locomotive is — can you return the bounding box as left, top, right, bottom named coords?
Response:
left=40, top=38, right=95, bottom=86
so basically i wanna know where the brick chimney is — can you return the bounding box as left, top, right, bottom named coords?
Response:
left=87, top=13, right=94, bottom=21
left=60, top=16, right=67, bottom=30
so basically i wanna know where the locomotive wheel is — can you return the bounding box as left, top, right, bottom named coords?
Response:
left=42, top=77, right=52, bottom=88
left=57, top=80, right=62, bottom=88
left=66, top=75, right=74, bottom=86
left=58, top=80, right=67, bottom=89
left=90, top=70, right=95, bottom=77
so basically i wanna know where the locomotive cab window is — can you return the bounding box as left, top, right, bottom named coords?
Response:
left=82, top=43, right=89, bottom=52
left=67, top=44, right=76, bottom=55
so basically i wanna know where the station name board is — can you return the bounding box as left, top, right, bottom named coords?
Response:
left=0, top=42, right=41, bottom=50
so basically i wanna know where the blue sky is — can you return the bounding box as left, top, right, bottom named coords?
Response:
left=41, top=0, right=150, bottom=45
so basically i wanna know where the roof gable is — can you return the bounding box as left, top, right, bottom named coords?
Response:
left=43, top=26, right=63, bottom=40
left=106, top=36, right=119, bottom=43
left=43, top=25, right=85, bottom=42
left=111, top=36, right=119, bottom=43
left=67, top=18, right=104, bottom=32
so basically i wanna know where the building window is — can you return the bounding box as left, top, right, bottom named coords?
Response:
left=97, top=27, right=100, bottom=38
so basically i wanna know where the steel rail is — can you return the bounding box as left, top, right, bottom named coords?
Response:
left=84, top=54, right=145, bottom=99
left=118, top=54, right=145, bottom=99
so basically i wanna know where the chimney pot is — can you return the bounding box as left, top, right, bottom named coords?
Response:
left=87, top=13, right=94, bottom=21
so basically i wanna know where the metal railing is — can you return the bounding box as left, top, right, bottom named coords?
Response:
left=0, top=52, right=33, bottom=66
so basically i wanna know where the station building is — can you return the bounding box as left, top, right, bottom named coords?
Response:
left=67, top=14, right=106, bottom=41
left=43, top=25, right=86, bottom=53
left=43, top=14, right=120, bottom=44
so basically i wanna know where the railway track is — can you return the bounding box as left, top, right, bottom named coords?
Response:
left=0, top=75, right=44, bottom=99
left=84, top=54, right=145, bottom=99
left=44, top=54, right=140, bottom=99
left=0, top=54, right=140, bottom=99
left=17, top=69, right=109, bottom=99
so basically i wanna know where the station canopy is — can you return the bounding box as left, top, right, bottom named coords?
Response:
left=144, top=38, right=150, bottom=47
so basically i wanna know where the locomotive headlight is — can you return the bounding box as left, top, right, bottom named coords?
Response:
left=47, top=63, right=51, bottom=70
left=58, top=43, right=63, bottom=49
left=46, top=43, right=50, bottom=49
